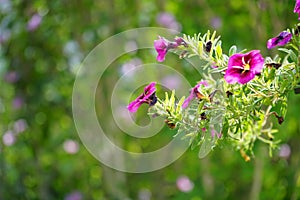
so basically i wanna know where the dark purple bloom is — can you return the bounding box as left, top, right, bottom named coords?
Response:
left=127, top=82, right=157, bottom=112
left=267, top=31, right=292, bottom=49
left=27, top=14, right=42, bottom=31
left=294, top=0, right=300, bottom=20
left=224, top=50, right=264, bottom=84
left=182, top=81, right=208, bottom=109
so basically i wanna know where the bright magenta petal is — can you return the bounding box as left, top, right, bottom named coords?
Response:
left=225, top=50, right=264, bottom=84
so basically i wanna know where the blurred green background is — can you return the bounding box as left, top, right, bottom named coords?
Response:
left=1, top=0, right=300, bottom=199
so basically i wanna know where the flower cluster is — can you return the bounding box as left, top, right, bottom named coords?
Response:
left=128, top=1, right=300, bottom=160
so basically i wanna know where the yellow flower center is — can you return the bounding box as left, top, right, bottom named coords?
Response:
left=242, top=57, right=250, bottom=72
left=243, top=63, right=250, bottom=71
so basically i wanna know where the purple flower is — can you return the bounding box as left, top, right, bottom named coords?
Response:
left=182, top=81, right=208, bottom=109
left=154, top=37, right=169, bottom=62
left=294, top=0, right=300, bottom=20
left=224, top=50, right=264, bottom=84
left=127, top=82, right=157, bottom=113
left=267, top=31, right=292, bottom=49
left=27, top=14, right=42, bottom=31
left=154, top=36, right=186, bottom=62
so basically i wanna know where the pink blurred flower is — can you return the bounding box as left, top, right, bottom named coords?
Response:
left=13, top=119, right=28, bottom=134
left=210, top=16, right=222, bottom=29
left=156, top=12, right=182, bottom=31
left=2, top=130, right=15, bottom=146
left=278, top=144, right=291, bottom=159
left=63, top=140, right=79, bottom=154
left=176, top=175, right=194, bottom=192
left=27, top=14, right=42, bottom=31
left=12, top=96, right=24, bottom=109
left=161, top=75, right=181, bottom=90
left=64, top=191, right=82, bottom=200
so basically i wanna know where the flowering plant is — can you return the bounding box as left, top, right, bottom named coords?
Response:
left=128, top=2, right=300, bottom=161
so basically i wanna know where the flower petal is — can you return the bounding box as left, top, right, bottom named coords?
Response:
left=248, top=50, right=264, bottom=74
left=127, top=100, right=143, bottom=113
left=224, top=68, right=242, bottom=84
left=127, top=82, right=157, bottom=112
left=267, top=31, right=292, bottom=49
left=154, top=37, right=168, bottom=62
left=228, top=53, right=244, bottom=69
left=237, top=71, right=256, bottom=84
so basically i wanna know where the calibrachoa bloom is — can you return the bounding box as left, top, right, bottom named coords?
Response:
left=154, top=36, right=186, bottom=62
left=182, top=81, right=208, bottom=108
left=294, top=0, right=300, bottom=20
left=154, top=37, right=169, bottom=62
left=267, top=31, right=292, bottom=49
left=127, top=82, right=157, bottom=112
left=224, top=50, right=264, bottom=84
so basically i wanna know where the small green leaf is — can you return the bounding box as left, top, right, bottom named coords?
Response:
left=198, top=41, right=204, bottom=56
left=229, top=45, right=237, bottom=56
left=176, top=96, right=185, bottom=113
left=216, top=45, right=223, bottom=59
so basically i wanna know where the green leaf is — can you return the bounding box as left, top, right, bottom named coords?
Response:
left=198, top=41, right=204, bottom=56
left=229, top=45, right=237, bottom=56
left=216, top=44, right=223, bottom=59
left=176, top=96, right=185, bottom=114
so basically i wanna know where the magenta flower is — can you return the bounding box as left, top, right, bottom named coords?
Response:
left=294, top=0, right=300, bottom=20
left=224, top=50, right=264, bottom=84
left=267, top=31, right=292, bottom=49
left=127, top=82, right=157, bottom=112
left=154, top=37, right=170, bottom=62
left=154, top=36, right=186, bottom=62
left=182, top=81, right=208, bottom=109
